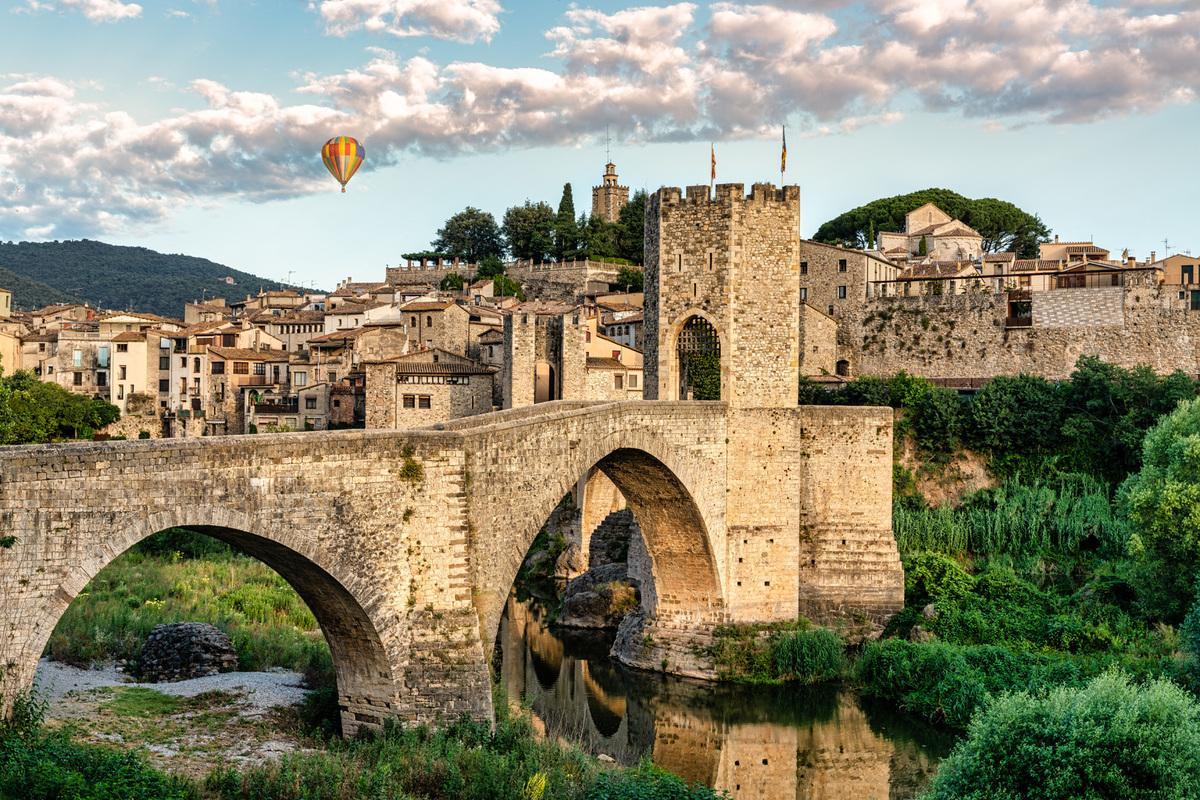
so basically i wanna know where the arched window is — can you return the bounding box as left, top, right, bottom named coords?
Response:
left=676, top=316, right=721, bottom=400
left=836, top=359, right=850, bottom=377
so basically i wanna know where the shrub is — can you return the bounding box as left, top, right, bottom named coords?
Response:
left=771, top=628, right=845, bottom=683
left=922, top=671, right=1200, bottom=800
left=904, top=552, right=974, bottom=606
left=909, top=387, right=964, bottom=453
left=584, top=762, right=723, bottom=799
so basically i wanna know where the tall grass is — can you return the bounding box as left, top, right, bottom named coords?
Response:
left=45, top=533, right=332, bottom=683
left=894, top=475, right=1127, bottom=558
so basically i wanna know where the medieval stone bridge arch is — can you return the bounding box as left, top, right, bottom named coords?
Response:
left=1, top=400, right=901, bottom=731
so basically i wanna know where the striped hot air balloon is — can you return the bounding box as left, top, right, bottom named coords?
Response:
left=321, top=136, right=365, bottom=193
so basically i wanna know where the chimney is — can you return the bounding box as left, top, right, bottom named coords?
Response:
left=1151, top=251, right=1157, bottom=264
left=1127, top=255, right=1136, bottom=268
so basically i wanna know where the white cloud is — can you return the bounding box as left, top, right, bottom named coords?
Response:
left=24, top=0, right=143, bottom=21
left=313, top=0, right=503, bottom=42
left=2, top=0, right=1198, bottom=239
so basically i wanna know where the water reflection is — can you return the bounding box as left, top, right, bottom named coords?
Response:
left=498, top=598, right=954, bottom=800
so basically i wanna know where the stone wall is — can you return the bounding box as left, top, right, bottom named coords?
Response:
left=799, top=304, right=838, bottom=377
left=847, top=285, right=1200, bottom=380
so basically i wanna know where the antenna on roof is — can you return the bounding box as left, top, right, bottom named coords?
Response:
left=1163, top=237, right=1173, bottom=258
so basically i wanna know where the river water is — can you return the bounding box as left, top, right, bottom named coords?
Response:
left=497, top=597, right=956, bottom=800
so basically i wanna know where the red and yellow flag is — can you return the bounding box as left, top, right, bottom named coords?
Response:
left=710, top=143, right=716, bottom=184
left=781, top=126, right=787, bottom=174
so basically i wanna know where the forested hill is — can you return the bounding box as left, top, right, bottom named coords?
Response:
left=0, top=240, right=305, bottom=317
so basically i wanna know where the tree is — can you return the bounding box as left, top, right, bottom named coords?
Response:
left=1118, top=397, right=1200, bottom=617
left=966, top=374, right=1064, bottom=471
left=431, top=207, right=504, bottom=263
left=917, top=235, right=928, bottom=256
left=922, top=672, right=1200, bottom=800
left=554, top=183, right=578, bottom=261
left=474, top=255, right=506, bottom=280
left=502, top=201, right=555, bottom=263
left=0, top=370, right=119, bottom=444
left=578, top=214, right=619, bottom=260
left=812, top=189, right=1051, bottom=258
left=616, top=266, right=643, bottom=293
left=438, top=272, right=465, bottom=291
left=616, top=190, right=647, bottom=263
left=492, top=275, right=524, bottom=300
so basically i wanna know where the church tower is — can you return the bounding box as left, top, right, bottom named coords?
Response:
left=591, top=162, right=630, bottom=223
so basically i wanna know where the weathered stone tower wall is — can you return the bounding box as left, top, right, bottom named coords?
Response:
left=502, top=313, right=536, bottom=409
left=644, top=183, right=801, bottom=406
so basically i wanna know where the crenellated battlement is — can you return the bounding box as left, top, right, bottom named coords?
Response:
left=654, top=183, right=801, bottom=207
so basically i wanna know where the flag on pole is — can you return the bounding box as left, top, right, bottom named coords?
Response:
left=781, top=126, right=787, bottom=175
left=710, top=143, right=716, bottom=184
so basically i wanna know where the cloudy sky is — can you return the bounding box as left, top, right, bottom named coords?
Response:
left=2, top=0, right=1198, bottom=287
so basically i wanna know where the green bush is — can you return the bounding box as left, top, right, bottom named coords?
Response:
left=909, top=387, right=964, bottom=453
left=922, top=671, right=1200, bottom=799
left=771, top=628, right=845, bottom=683
left=904, top=553, right=974, bottom=606
left=584, top=762, right=724, bottom=799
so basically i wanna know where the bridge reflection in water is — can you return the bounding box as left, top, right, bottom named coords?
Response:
left=498, top=598, right=954, bottom=800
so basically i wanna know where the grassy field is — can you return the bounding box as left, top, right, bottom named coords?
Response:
left=45, top=530, right=333, bottom=685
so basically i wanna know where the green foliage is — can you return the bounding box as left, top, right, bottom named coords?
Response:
left=475, top=255, right=507, bottom=280
left=917, top=235, right=927, bottom=256
left=45, top=532, right=332, bottom=684
left=0, top=239, right=303, bottom=316
left=1182, top=582, right=1200, bottom=672
left=0, top=720, right=196, bottom=800
left=615, top=266, right=644, bottom=293
left=503, top=201, right=556, bottom=262
left=439, top=272, right=465, bottom=291
left=578, top=214, right=620, bottom=261
left=812, top=188, right=1051, bottom=258
left=771, top=628, right=845, bottom=683
left=682, top=352, right=720, bottom=400
left=894, top=475, right=1128, bottom=558
left=555, top=183, right=579, bottom=261
left=432, top=207, right=505, bottom=263
left=910, top=387, right=964, bottom=453
left=856, top=639, right=1095, bottom=729
left=494, top=275, right=525, bottom=300
left=965, top=374, right=1064, bottom=474
left=0, top=369, right=120, bottom=444
left=921, top=671, right=1200, bottom=800
left=1119, top=397, right=1200, bottom=619
left=904, top=553, right=975, bottom=606
left=615, top=190, right=646, bottom=264
left=584, top=762, right=725, bottom=799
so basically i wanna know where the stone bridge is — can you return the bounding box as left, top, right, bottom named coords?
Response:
left=0, top=400, right=901, bottom=735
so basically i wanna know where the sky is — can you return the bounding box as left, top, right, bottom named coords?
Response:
left=1, top=0, right=1198, bottom=289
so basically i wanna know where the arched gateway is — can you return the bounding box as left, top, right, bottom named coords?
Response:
left=1, top=184, right=904, bottom=733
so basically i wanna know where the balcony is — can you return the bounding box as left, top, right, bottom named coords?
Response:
left=254, top=399, right=299, bottom=414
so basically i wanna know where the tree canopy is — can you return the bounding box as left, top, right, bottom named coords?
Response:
left=0, top=370, right=119, bottom=444
left=431, top=207, right=505, bottom=264
left=555, top=183, right=579, bottom=261
left=502, top=201, right=555, bottom=263
left=813, top=189, right=1051, bottom=258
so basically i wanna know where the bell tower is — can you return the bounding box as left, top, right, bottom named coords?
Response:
left=591, top=162, right=630, bottom=223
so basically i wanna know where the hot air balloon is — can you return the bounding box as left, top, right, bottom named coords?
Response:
left=321, top=136, right=364, bottom=193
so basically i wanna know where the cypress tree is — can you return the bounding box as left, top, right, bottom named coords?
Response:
left=555, top=183, right=578, bottom=261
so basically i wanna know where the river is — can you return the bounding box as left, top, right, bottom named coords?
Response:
left=497, top=597, right=956, bottom=800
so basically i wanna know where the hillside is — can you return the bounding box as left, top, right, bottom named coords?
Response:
left=0, top=240, right=308, bottom=317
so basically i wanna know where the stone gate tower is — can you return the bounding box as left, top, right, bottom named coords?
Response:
left=644, top=183, right=802, bottom=406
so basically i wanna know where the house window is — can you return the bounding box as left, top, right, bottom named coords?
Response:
left=403, top=394, right=415, bottom=408
left=800, top=261, right=808, bottom=275
left=294, top=372, right=307, bottom=387
left=97, top=372, right=107, bottom=387
left=333, top=399, right=340, bottom=408
left=116, top=343, right=129, bottom=353
left=97, top=346, right=109, bottom=367
left=253, top=363, right=266, bottom=376
left=73, top=372, right=83, bottom=386
left=193, top=357, right=201, bottom=373
left=629, top=374, right=639, bottom=388
left=305, top=397, right=317, bottom=410
left=211, top=361, right=225, bottom=375
left=426, top=315, right=432, bottom=326
left=614, top=374, right=624, bottom=390
left=838, top=259, right=848, bottom=272
left=800, top=288, right=808, bottom=301
left=117, top=385, right=124, bottom=400
left=73, top=349, right=82, bottom=368
left=159, top=356, right=169, bottom=370
left=418, top=395, right=431, bottom=409
left=233, top=362, right=249, bottom=375
left=837, top=285, right=848, bottom=299
left=222, top=334, right=236, bottom=347
left=180, top=356, right=187, bottom=367
left=119, top=365, right=127, bottom=380
left=158, top=379, right=169, bottom=392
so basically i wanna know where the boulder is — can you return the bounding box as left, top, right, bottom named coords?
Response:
left=554, top=543, right=585, bottom=581
left=557, top=563, right=639, bottom=629
left=137, top=622, right=238, bottom=682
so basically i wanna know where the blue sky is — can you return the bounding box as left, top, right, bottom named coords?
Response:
left=1, top=0, right=1197, bottom=288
